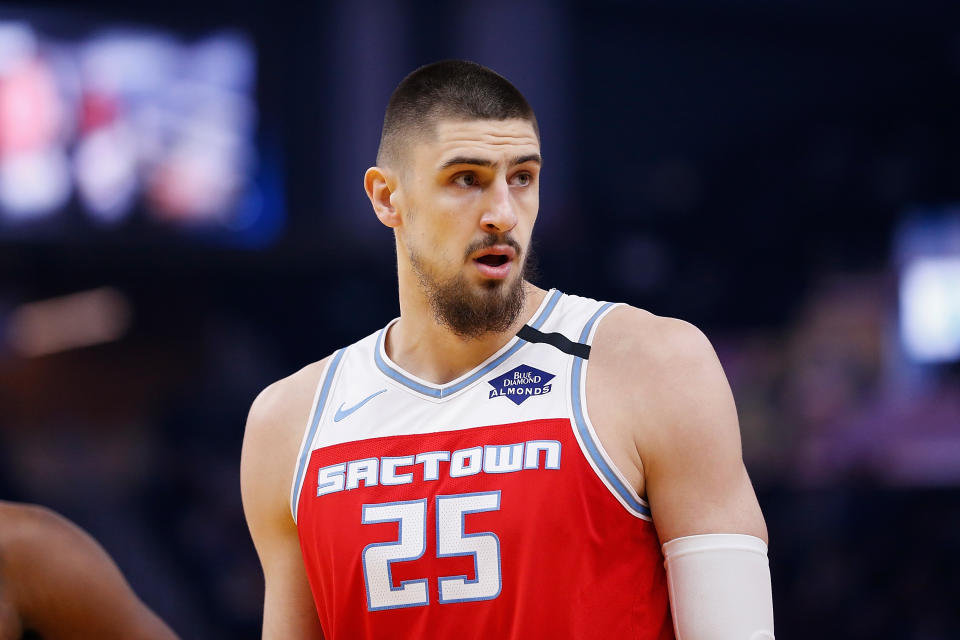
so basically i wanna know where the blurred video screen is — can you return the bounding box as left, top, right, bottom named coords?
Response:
left=0, top=12, right=281, bottom=247
left=896, top=212, right=960, bottom=364
left=900, top=257, right=960, bottom=363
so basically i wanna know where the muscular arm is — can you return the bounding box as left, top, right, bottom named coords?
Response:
left=590, top=306, right=766, bottom=542
left=590, top=307, right=772, bottom=638
left=241, top=360, right=329, bottom=640
left=0, top=502, right=177, bottom=640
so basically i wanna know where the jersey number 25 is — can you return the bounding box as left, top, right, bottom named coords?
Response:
left=361, top=491, right=502, bottom=611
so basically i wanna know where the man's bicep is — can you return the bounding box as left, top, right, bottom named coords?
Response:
left=260, top=534, right=325, bottom=640
left=241, top=381, right=325, bottom=640
left=635, top=325, right=775, bottom=638
left=638, top=321, right=766, bottom=543
left=243, top=451, right=324, bottom=640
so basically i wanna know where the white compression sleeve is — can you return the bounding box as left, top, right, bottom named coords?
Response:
left=662, top=533, right=775, bottom=640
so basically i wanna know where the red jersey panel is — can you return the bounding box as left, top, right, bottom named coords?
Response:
left=296, top=418, right=672, bottom=639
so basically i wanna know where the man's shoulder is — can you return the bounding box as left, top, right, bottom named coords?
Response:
left=0, top=501, right=62, bottom=551
left=590, top=304, right=737, bottom=448
left=590, top=304, right=730, bottom=423
left=245, top=354, right=338, bottom=444
left=0, top=501, right=116, bottom=579
left=594, top=304, right=716, bottom=375
left=0, top=501, right=90, bottom=547
left=241, top=355, right=339, bottom=524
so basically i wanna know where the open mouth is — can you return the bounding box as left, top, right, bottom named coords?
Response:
left=470, top=244, right=517, bottom=279
left=475, top=254, right=510, bottom=267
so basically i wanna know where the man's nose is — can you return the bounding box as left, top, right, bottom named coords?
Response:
left=480, top=179, right=517, bottom=233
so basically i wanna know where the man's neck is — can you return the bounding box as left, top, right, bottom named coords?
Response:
left=387, top=281, right=547, bottom=385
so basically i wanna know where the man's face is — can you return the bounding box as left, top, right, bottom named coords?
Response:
left=395, top=118, right=541, bottom=338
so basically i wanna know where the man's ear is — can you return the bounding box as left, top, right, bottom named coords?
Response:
left=364, top=166, right=402, bottom=228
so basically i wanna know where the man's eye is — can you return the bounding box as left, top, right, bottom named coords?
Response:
left=513, top=173, right=531, bottom=186
left=453, top=174, right=477, bottom=187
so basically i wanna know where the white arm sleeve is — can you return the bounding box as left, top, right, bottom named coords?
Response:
left=662, top=533, right=775, bottom=640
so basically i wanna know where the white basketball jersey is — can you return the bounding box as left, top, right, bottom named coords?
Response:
left=290, top=289, right=673, bottom=639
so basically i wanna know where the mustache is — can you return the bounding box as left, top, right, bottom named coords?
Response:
left=463, top=234, right=522, bottom=260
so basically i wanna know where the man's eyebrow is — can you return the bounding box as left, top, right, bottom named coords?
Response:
left=439, top=154, right=542, bottom=170
left=439, top=156, right=494, bottom=170
left=511, top=153, right=542, bottom=167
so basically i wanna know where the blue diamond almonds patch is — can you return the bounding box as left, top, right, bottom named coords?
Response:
left=487, top=364, right=556, bottom=406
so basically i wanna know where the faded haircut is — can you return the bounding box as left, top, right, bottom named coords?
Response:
left=376, top=60, right=539, bottom=168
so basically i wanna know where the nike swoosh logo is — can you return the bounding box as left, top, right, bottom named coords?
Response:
left=334, top=389, right=387, bottom=422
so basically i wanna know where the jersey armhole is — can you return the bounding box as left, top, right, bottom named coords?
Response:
left=289, top=349, right=346, bottom=523
left=567, top=302, right=653, bottom=520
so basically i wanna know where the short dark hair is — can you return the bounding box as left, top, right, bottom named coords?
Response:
left=376, top=60, right=539, bottom=167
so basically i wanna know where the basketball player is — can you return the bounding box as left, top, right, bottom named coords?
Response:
left=0, top=501, right=178, bottom=639
left=242, top=60, right=774, bottom=639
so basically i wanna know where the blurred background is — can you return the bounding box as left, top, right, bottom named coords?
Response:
left=1, top=0, right=958, bottom=637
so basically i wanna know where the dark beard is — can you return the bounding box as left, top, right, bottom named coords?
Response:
left=409, top=235, right=535, bottom=340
